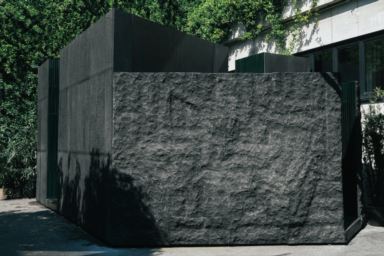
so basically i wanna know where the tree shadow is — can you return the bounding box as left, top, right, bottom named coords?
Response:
left=0, top=208, right=101, bottom=256
left=58, top=149, right=165, bottom=247
left=0, top=205, right=162, bottom=255
left=59, top=153, right=82, bottom=223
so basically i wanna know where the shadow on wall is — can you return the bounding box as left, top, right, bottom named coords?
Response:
left=58, top=149, right=166, bottom=247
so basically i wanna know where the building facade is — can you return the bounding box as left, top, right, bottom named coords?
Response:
left=228, top=0, right=384, bottom=102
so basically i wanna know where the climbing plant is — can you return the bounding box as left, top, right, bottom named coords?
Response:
left=363, top=88, right=384, bottom=206
left=185, top=0, right=318, bottom=52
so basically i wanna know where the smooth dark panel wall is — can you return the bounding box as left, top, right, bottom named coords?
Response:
left=264, top=53, right=310, bottom=72
left=59, top=10, right=114, bottom=90
left=55, top=10, right=115, bottom=240
left=57, top=67, right=113, bottom=242
left=113, top=9, right=228, bottom=72
left=37, top=60, right=49, bottom=204
left=37, top=59, right=60, bottom=206
left=236, top=53, right=310, bottom=73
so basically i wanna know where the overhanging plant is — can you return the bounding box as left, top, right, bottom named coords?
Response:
left=362, top=88, right=384, bottom=222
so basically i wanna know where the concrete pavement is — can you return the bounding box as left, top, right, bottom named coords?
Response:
left=0, top=199, right=383, bottom=256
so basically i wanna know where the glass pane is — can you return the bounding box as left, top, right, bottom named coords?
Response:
left=366, top=38, right=384, bottom=96
left=314, top=50, right=332, bottom=72
left=338, top=44, right=359, bottom=84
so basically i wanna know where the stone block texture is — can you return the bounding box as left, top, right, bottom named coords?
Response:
left=106, top=72, right=346, bottom=246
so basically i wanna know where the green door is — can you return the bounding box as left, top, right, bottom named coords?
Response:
left=47, top=59, right=59, bottom=199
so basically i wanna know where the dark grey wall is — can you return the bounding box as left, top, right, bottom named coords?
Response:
left=58, top=8, right=228, bottom=77
left=108, top=72, right=346, bottom=246
left=56, top=67, right=113, bottom=239
left=37, top=59, right=60, bottom=207
left=55, top=10, right=114, bottom=239
left=235, top=53, right=310, bottom=73
left=36, top=60, right=49, bottom=204
left=38, top=8, right=230, bottom=243
left=264, top=53, right=310, bottom=72
left=113, top=9, right=228, bottom=72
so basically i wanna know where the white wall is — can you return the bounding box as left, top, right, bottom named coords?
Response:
left=282, top=0, right=346, bottom=19
left=361, top=102, right=384, bottom=124
left=228, top=0, right=384, bottom=71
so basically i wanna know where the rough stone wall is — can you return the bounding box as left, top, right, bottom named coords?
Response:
left=110, top=72, right=346, bottom=246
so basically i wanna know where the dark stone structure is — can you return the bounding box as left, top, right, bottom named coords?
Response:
left=108, top=72, right=348, bottom=245
left=37, top=9, right=363, bottom=247
left=37, top=8, right=227, bottom=209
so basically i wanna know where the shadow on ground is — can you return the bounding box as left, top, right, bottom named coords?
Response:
left=2, top=199, right=384, bottom=256
left=0, top=204, right=159, bottom=256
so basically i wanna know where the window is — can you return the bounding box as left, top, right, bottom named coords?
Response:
left=366, top=38, right=384, bottom=96
left=338, top=44, right=359, bottom=84
left=297, top=34, right=384, bottom=101
left=314, top=50, right=333, bottom=72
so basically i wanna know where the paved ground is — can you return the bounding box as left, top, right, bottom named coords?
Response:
left=1, top=199, right=384, bottom=256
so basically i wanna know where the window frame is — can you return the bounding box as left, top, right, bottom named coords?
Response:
left=296, top=32, right=384, bottom=102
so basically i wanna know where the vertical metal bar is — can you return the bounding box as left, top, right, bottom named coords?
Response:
left=341, top=80, right=361, bottom=228
left=308, top=53, right=315, bottom=72
left=332, top=48, right=339, bottom=73
left=359, top=41, right=366, bottom=100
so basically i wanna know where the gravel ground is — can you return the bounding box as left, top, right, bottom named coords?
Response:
left=0, top=199, right=383, bottom=256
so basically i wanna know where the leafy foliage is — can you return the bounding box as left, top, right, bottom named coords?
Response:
left=0, top=0, right=172, bottom=198
left=0, top=0, right=317, bottom=198
left=363, top=88, right=384, bottom=206
left=185, top=0, right=317, bottom=51
left=185, top=0, right=285, bottom=43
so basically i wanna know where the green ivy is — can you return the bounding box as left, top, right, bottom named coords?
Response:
left=185, top=0, right=318, bottom=52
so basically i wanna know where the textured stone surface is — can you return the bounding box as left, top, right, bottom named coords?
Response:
left=109, top=72, right=346, bottom=246
left=40, top=68, right=352, bottom=246
left=38, top=70, right=351, bottom=246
